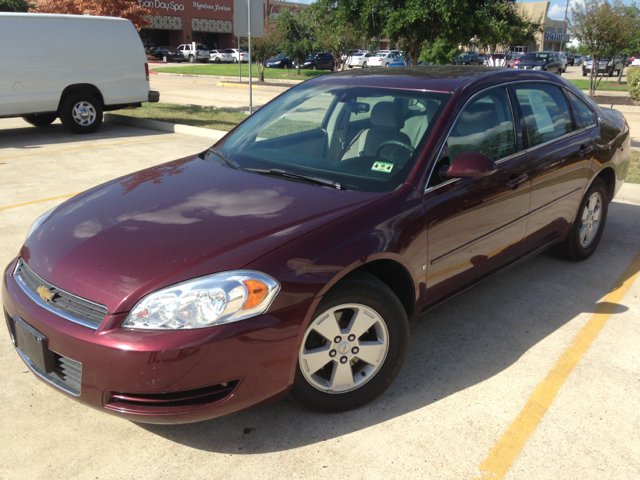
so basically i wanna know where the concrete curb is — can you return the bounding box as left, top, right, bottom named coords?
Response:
left=152, top=71, right=306, bottom=85
left=104, top=114, right=227, bottom=141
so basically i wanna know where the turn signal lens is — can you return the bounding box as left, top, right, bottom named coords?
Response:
left=243, top=280, right=268, bottom=309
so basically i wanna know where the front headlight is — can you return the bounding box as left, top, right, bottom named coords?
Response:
left=274, top=60, right=281, bottom=65
left=26, top=207, right=55, bottom=242
left=122, top=271, right=280, bottom=330
left=532, top=66, right=542, bottom=70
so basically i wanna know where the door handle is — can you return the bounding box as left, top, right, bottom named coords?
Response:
left=507, top=173, right=528, bottom=189
left=578, top=144, right=594, bottom=158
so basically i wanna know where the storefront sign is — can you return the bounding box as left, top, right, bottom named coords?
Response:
left=138, top=0, right=185, bottom=11
left=194, top=2, right=231, bottom=11
left=544, top=32, right=571, bottom=42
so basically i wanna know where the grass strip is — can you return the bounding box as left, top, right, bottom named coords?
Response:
left=568, top=79, right=628, bottom=92
left=113, top=103, right=248, bottom=132
left=628, top=150, right=640, bottom=184
left=152, top=64, right=328, bottom=80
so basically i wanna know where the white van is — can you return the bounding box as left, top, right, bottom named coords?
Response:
left=0, top=13, right=159, bottom=133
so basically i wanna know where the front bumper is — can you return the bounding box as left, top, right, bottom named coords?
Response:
left=3, top=259, right=312, bottom=424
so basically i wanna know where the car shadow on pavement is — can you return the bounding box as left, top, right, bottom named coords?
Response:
left=139, top=201, right=640, bottom=454
left=0, top=119, right=170, bottom=151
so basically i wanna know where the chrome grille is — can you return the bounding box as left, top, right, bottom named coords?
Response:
left=14, top=260, right=108, bottom=329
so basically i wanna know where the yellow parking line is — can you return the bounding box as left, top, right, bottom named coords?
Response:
left=0, top=135, right=188, bottom=161
left=472, top=250, right=640, bottom=480
left=0, top=193, right=80, bottom=211
left=217, top=82, right=261, bottom=89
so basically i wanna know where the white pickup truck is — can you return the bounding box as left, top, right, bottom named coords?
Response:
left=177, top=44, right=210, bottom=63
left=0, top=13, right=159, bottom=134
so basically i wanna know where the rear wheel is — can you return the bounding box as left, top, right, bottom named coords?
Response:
left=162, top=55, right=168, bottom=62
left=58, top=93, right=103, bottom=134
left=608, top=68, right=614, bottom=77
left=233, top=57, right=238, bottom=64
left=290, top=273, right=410, bottom=412
left=557, top=178, right=608, bottom=261
left=22, top=113, right=57, bottom=127
left=189, top=55, right=196, bottom=63
left=583, top=71, right=587, bottom=77
left=362, top=62, right=367, bottom=68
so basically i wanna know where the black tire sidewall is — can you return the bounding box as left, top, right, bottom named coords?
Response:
left=59, top=93, right=103, bottom=134
left=22, top=113, right=57, bottom=127
left=560, top=178, right=608, bottom=261
left=290, top=275, right=410, bottom=412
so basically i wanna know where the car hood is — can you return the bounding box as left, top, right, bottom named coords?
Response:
left=21, top=155, right=386, bottom=313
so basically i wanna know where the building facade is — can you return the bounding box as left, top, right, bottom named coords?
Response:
left=138, top=0, right=308, bottom=50
left=515, top=1, right=570, bottom=52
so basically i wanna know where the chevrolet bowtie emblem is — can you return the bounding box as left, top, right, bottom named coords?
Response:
left=37, top=286, right=54, bottom=302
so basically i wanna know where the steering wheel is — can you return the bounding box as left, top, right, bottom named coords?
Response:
left=375, top=140, right=415, bottom=157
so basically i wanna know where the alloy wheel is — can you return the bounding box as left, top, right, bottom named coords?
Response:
left=71, top=101, right=96, bottom=126
left=580, top=192, right=603, bottom=247
left=299, top=303, right=389, bottom=394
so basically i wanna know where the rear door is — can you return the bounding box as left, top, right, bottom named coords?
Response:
left=424, top=86, right=532, bottom=303
left=511, top=82, right=593, bottom=250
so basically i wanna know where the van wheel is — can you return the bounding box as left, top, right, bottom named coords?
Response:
left=289, top=273, right=410, bottom=412
left=59, top=93, right=103, bottom=134
left=22, top=113, right=57, bottom=127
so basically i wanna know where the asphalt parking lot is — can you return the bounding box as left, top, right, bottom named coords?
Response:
left=1, top=117, right=639, bottom=480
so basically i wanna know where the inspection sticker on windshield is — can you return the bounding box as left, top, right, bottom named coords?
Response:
left=372, top=162, right=394, bottom=173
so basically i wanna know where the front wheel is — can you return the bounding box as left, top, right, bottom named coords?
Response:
left=362, top=62, right=367, bottom=68
left=58, top=93, right=103, bottom=134
left=557, top=178, right=608, bottom=261
left=312, top=65, right=317, bottom=70
left=290, top=273, right=410, bottom=412
left=608, top=68, right=614, bottom=77
left=583, top=72, right=587, bottom=77
left=22, top=113, right=57, bottom=127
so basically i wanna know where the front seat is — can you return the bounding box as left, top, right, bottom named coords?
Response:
left=342, top=102, right=412, bottom=160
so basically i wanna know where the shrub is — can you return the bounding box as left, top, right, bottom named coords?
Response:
left=629, top=66, right=640, bottom=102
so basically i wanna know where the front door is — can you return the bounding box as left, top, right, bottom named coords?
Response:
left=424, top=86, right=532, bottom=304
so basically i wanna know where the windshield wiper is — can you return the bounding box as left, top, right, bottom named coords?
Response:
left=245, top=168, right=342, bottom=190
left=205, top=148, right=242, bottom=170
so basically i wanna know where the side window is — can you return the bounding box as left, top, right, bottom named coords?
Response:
left=567, top=91, right=596, bottom=128
left=447, top=87, right=516, bottom=163
left=513, top=83, right=573, bottom=147
left=428, top=87, right=516, bottom=188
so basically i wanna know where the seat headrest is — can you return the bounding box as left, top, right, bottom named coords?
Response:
left=370, top=102, right=405, bottom=129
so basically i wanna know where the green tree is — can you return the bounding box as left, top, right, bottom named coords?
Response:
left=311, top=0, right=367, bottom=71
left=571, top=0, right=639, bottom=96
left=475, top=4, right=544, bottom=54
left=419, top=38, right=460, bottom=65
left=276, top=8, right=315, bottom=75
left=617, top=2, right=640, bottom=83
left=0, top=0, right=31, bottom=11
left=251, top=17, right=284, bottom=82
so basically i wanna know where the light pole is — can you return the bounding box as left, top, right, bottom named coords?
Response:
left=559, top=0, right=570, bottom=52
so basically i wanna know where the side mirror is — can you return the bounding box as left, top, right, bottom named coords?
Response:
left=444, top=151, right=497, bottom=178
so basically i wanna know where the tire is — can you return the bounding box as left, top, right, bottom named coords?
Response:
left=22, top=113, right=57, bottom=127
left=58, top=93, right=103, bottom=134
left=283, top=64, right=288, bottom=70
left=215, top=57, right=221, bottom=63
left=608, top=68, right=614, bottom=77
left=289, top=273, right=410, bottom=413
left=162, top=55, right=168, bottom=62
left=349, top=65, right=353, bottom=69
left=189, top=55, right=196, bottom=64
left=233, top=57, right=238, bottom=64
left=362, top=62, right=367, bottom=68
left=557, top=69, right=562, bottom=76
left=583, top=72, right=587, bottom=77
left=557, top=178, right=608, bottom=261
left=312, top=65, right=317, bottom=70
left=384, top=63, right=389, bottom=67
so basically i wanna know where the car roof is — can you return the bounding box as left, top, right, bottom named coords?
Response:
left=308, top=65, right=567, bottom=93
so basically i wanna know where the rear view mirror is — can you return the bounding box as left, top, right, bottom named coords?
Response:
left=345, top=102, right=370, bottom=114
left=444, top=151, right=497, bottom=178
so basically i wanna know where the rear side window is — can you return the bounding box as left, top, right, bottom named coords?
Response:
left=447, top=87, right=516, bottom=161
left=513, top=84, right=573, bottom=147
left=567, top=91, right=596, bottom=128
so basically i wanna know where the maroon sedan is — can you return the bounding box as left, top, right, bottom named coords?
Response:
left=3, top=67, right=631, bottom=424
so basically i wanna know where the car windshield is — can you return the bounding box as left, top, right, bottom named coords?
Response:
left=458, top=55, right=474, bottom=60
left=217, top=84, right=450, bottom=193
left=196, top=44, right=207, bottom=49
left=275, top=54, right=288, bottom=59
left=521, top=53, right=549, bottom=62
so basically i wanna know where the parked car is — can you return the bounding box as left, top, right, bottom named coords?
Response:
left=149, top=46, right=184, bottom=63
left=559, top=52, right=568, bottom=72
left=582, top=57, right=623, bottom=77
left=300, top=52, right=335, bottom=70
left=573, top=54, right=584, bottom=66
left=513, top=51, right=563, bottom=74
left=265, top=53, right=294, bottom=69
left=455, top=53, right=483, bottom=65
left=209, top=49, right=234, bottom=63
left=505, top=52, right=524, bottom=68
left=0, top=13, right=158, bottom=134
left=566, top=53, right=575, bottom=66
left=4, top=66, right=630, bottom=423
left=349, top=52, right=375, bottom=68
left=223, top=48, right=248, bottom=63
left=177, top=44, right=209, bottom=63
left=387, top=58, right=428, bottom=67
left=368, top=51, right=402, bottom=67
